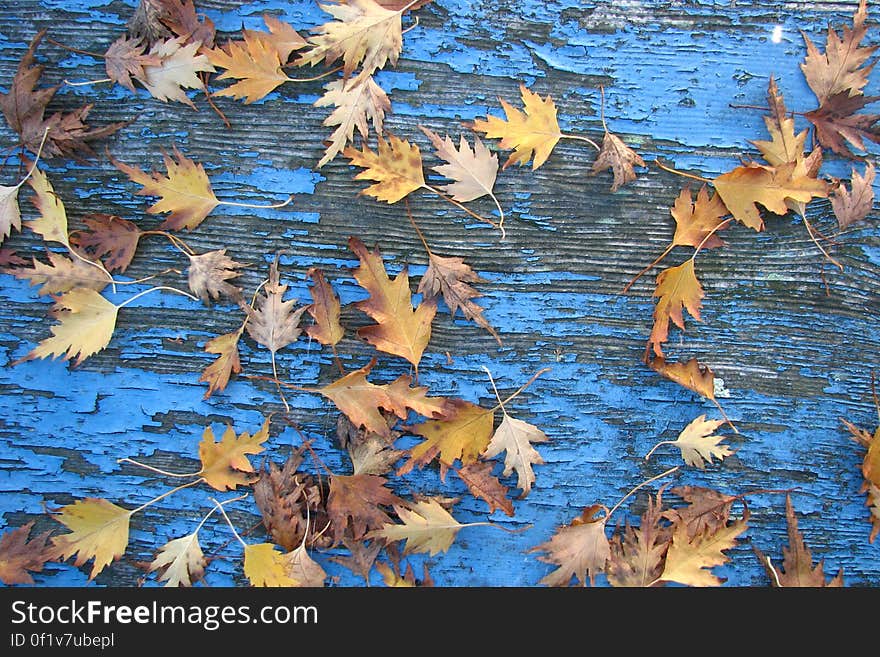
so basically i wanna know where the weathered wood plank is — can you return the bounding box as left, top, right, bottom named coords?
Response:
left=0, top=0, right=877, bottom=587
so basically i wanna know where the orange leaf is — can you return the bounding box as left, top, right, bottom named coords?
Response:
left=315, top=359, right=449, bottom=439
left=207, top=25, right=293, bottom=104
left=713, top=162, right=829, bottom=232
left=305, top=267, right=344, bottom=347
left=344, top=133, right=425, bottom=203
left=198, top=419, right=271, bottom=491
left=670, top=185, right=729, bottom=250
left=648, top=260, right=704, bottom=358
left=751, top=77, right=809, bottom=167
left=110, top=146, right=219, bottom=231
left=327, top=473, right=403, bottom=543
left=832, top=162, right=875, bottom=230
left=647, top=356, right=716, bottom=402
left=0, top=522, right=53, bottom=585
left=198, top=329, right=243, bottom=400
left=472, top=84, right=561, bottom=170
left=70, top=214, right=142, bottom=273
left=453, top=462, right=514, bottom=517
left=659, top=514, right=748, bottom=587
left=349, top=236, right=436, bottom=366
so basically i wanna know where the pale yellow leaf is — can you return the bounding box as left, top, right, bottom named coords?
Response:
left=419, top=126, right=499, bottom=202
left=0, top=184, right=21, bottom=244
left=482, top=413, right=548, bottom=497
left=26, top=164, right=68, bottom=247
left=659, top=517, right=748, bottom=586
left=142, top=37, right=215, bottom=108
left=51, top=498, right=131, bottom=580
left=368, top=499, right=467, bottom=556
left=315, top=76, right=390, bottom=168
left=149, top=532, right=206, bottom=587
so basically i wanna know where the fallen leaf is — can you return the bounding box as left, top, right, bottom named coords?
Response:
left=245, top=255, right=307, bottom=356
left=9, top=251, right=110, bottom=296
left=472, top=84, right=561, bottom=170
left=419, top=126, right=499, bottom=203
left=349, top=236, right=436, bottom=366
left=140, top=36, right=215, bottom=108
left=339, top=0, right=433, bottom=10
left=670, top=185, right=729, bottom=250
left=51, top=498, right=131, bottom=580
left=417, top=252, right=500, bottom=344
left=0, top=522, right=53, bottom=585
left=198, top=329, right=243, bottom=400
left=315, top=76, right=390, bottom=168
left=592, top=130, right=645, bottom=192
left=103, top=35, right=161, bottom=93
left=399, top=398, right=494, bottom=475
left=661, top=485, right=737, bottom=541
left=753, top=495, right=843, bottom=587
left=646, top=414, right=731, bottom=469
left=207, top=28, right=292, bottom=104
left=344, top=134, right=425, bottom=203
left=198, top=418, right=271, bottom=491
left=186, top=248, right=245, bottom=304
left=647, top=356, right=717, bottom=402
left=244, top=14, right=307, bottom=62
left=607, top=491, right=670, bottom=587
left=832, top=162, right=875, bottom=230
left=148, top=531, right=206, bottom=587
left=316, top=359, right=449, bottom=439
left=368, top=499, right=474, bottom=556
left=648, top=259, right=704, bottom=358
left=329, top=537, right=382, bottom=581
left=283, top=542, right=327, bottom=587
left=800, top=0, right=875, bottom=105
left=156, top=0, right=216, bottom=49
left=304, top=267, right=344, bottom=347
left=243, top=543, right=298, bottom=587
left=804, top=92, right=880, bottom=158
left=110, top=146, right=219, bottom=231
left=0, top=30, right=127, bottom=160
left=453, top=462, right=514, bottom=516
left=713, top=162, right=830, bottom=231
left=0, top=183, right=23, bottom=245
left=16, top=288, right=119, bottom=367
left=298, top=0, right=406, bottom=79
left=70, top=214, right=143, bottom=273
left=482, top=413, right=548, bottom=498
left=26, top=163, right=69, bottom=247
left=531, top=505, right=611, bottom=586
left=327, top=473, right=403, bottom=543
left=336, top=413, right=404, bottom=476
left=127, top=0, right=172, bottom=45
left=751, top=77, right=810, bottom=167
left=658, top=512, right=748, bottom=586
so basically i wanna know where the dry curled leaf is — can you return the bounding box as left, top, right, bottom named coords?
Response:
left=453, top=462, right=514, bottom=517
left=103, top=35, right=161, bottom=93
left=327, top=473, right=403, bottom=544
left=245, top=255, right=308, bottom=355
left=9, top=251, right=109, bottom=296
left=751, top=76, right=810, bottom=168
left=26, top=163, right=69, bottom=247
left=70, top=214, right=143, bottom=273
left=198, top=329, right=243, bottom=400
left=670, top=185, right=729, bottom=250
left=647, top=356, right=717, bottom=402
left=658, top=510, right=748, bottom=587
left=304, top=267, right=344, bottom=347
left=368, top=498, right=480, bottom=556
left=648, top=259, right=704, bottom=358
left=592, top=130, right=645, bottom=192
left=607, top=492, right=670, bottom=588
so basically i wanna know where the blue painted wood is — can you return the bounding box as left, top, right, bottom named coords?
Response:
left=0, top=0, right=878, bottom=587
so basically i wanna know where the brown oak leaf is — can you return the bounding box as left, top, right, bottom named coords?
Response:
left=607, top=491, right=670, bottom=587
left=198, top=329, right=243, bottom=400
left=832, top=162, right=876, bottom=230
left=591, top=130, right=645, bottom=192
left=70, top=214, right=143, bottom=273
left=327, top=473, right=403, bottom=544
left=804, top=92, right=880, bottom=158
left=0, top=521, right=54, bottom=585
left=103, top=35, right=161, bottom=93
left=304, top=267, right=344, bottom=347
left=453, top=462, right=514, bottom=517
left=9, top=251, right=110, bottom=296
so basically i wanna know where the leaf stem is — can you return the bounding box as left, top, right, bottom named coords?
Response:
left=560, top=133, right=602, bottom=151
left=270, top=352, right=291, bottom=414
left=486, top=367, right=552, bottom=413
left=643, top=440, right=675, bottom=462
left=217, top=194, right=294, bottom=210
left=211, top=496, right=249, bottom=550
left=115, top=285, right=200, bottom=309
left=143, top=230, right=195, bottom=256
left=195, top=493, right=248, bottom=534
left=606, top=466, right=679, bottom=521
left=130, top=478, right=203, bottom=515
left=711, top=398, right=738, bottom=434
left=801, top=214, right=843, bottom=271
left=63, top=78, right=112, bottom=87
left=691, top=218, right=733, bottom=261
left=15, top=127, right=49, bottom=189
left=117, top=457, right=201, bottom=478
left=622, top=243, right=675, bottom=294
left=283, top=65, right=344, bottom=82
left=421, top=184, right=499, bottom=230
left=655, top=159, right=712, bottom=184
left=67, top=245, right=117, bottom=294
left=404, top=199, right=432, bottom=257
left=44, top=37, right=104, bottom=58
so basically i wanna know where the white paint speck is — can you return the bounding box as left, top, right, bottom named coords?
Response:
left=771, top=25, right=784, bottom=43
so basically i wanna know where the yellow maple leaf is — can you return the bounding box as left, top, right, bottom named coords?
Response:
left=472, top=84, right=562, bottom=170
left=648, top=259, right=704, bottom=358
left=659, top=515, right=748, bottom=586
left=348, top=236, right=435, bottom=366
left=110, top=146, right=219, bottom=231
left=51, top=498, right=131, bottom=580
left=198, top=329, right=243, bottom=400
left=297, top=0, right=405, bottom=78
left=344, top=133, right=425, bottom=203
left=399, top=398, right=494, bottom=474
left=17, top=288, right=118, bottom=367
left=243, top=543, right=299, bottom=587
left=198, top=418, right=271, bottom=490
